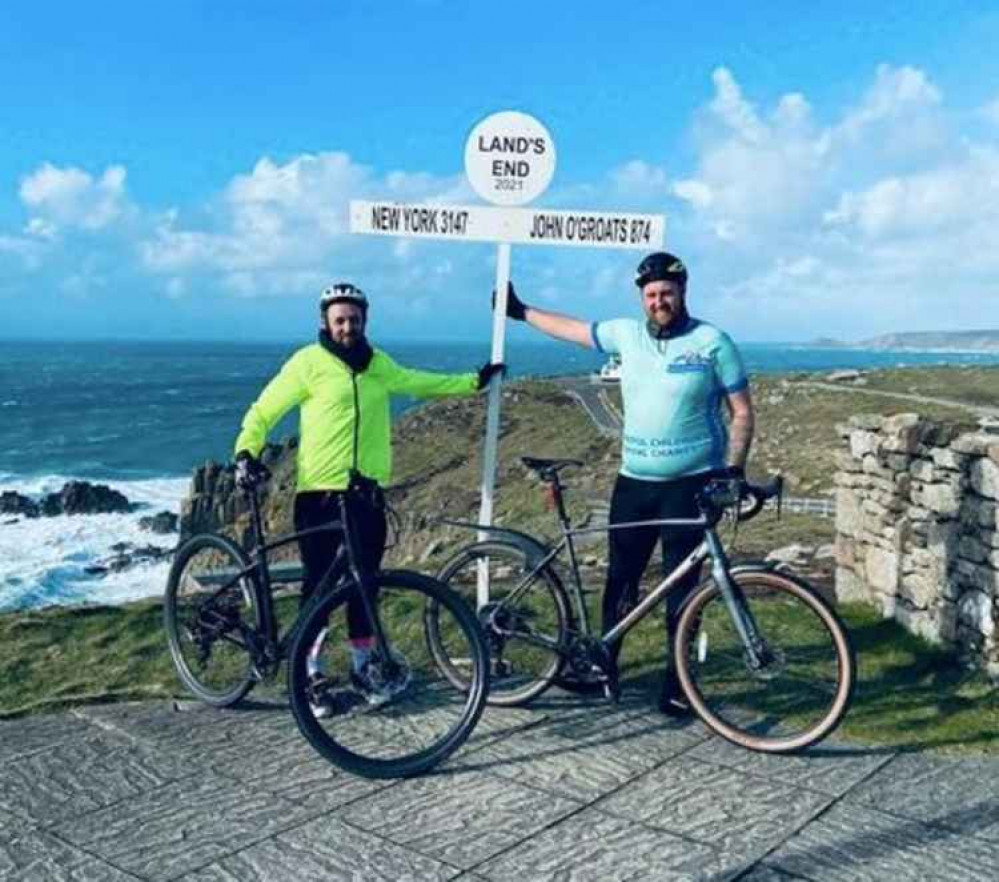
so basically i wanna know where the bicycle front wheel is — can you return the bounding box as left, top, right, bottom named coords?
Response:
left=675, top=570, right=855, bottom=753
left=288, top=570, right=489, bottom=779
left=432, top=541, right=570, bottom=706
left=164, top=533, right=261, bottom=707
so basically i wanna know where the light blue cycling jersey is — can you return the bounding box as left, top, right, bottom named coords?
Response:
left=591, top=316, right=749, bottom=481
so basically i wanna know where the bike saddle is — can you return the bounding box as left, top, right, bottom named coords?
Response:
left=520, top=457, right=583, bottom=480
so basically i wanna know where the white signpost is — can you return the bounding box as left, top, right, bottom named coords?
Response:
left=350, top=110, right=665, bottom=607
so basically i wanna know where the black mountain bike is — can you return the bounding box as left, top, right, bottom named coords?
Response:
left=164, top=468, right=489, bottom=778
left=428, top=457, right=855, bottom=754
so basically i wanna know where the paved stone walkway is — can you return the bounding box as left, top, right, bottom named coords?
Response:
left=1, top=691, right=997, bottom=881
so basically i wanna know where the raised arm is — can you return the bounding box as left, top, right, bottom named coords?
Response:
left=503, top=284, right=595, bottom=348
left=376, top=352, right=479, bottom=399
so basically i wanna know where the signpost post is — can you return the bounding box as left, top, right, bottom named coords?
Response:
left=350, top=110, right=665, bottom=607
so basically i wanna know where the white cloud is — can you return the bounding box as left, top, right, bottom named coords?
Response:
left=672, top=179, right=713, bottom=210
left=19, top=163, right=131, bottom=233
left=0, top=234, right=46, bottom=270
left=981, top=96, right=999, bottom=127
left=822, top=147, right=999, bottom=237
left=709, top=68, right=768, bottom=145
left=139, top=151, right=466, bottom=297
left=836, top=64, right=941, bottom=143
left=609, top=160, right=670, bottom=199
left=669, top=63, right=999, bottom=338
left=4, top=62, right=998, bottom=340
left=677, top=66, right=833, bottom=243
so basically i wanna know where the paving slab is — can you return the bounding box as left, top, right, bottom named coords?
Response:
left=75, top=699, right=293, bottom=746
left=178, top=814, right=459, bottom=881
left=58, top=771, right=319, bottom=882
left=210, top=730, right=392, bottom=813
left=0, top=712, right=100, bottom=764
left=737, top=866, right=813, bottom=881
left=0, top=729, right=194, bottom=827
left=4, top=699, right=999, bottom=880
left=0, top=808, right=30, bottom=836
left=524, top=692, right=708, bottom=744
left=335, top=770, right=581, bottom=869
left=0, top=825, right=142, bottom=881
left=451, top=710, right=701, bottom=803
left=766, top=802, right=999, bottom=882
left=842, top=751, right=999, bottom=842
left=597, top=755, right=833, bottom=859
left=687, top=736, right=896, bottom=797
left=475, top=805, right=720, bottom=881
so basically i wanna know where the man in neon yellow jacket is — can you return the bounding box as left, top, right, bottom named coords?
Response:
left=234, top=282, right=503, bottom=701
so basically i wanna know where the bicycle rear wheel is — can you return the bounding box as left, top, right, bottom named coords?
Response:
left=432, top=541, right=570, bottom=706
left=675, top=570, right=855, bottom=753
left=164, top=533, right=261, bottom=707
left=288, top=569, right=489, bottom=779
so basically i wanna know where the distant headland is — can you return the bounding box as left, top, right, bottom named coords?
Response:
left=810, top=330, right=999, bottom=352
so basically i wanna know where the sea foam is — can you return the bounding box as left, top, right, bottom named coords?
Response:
left=0, top=475, right=190, bottom=612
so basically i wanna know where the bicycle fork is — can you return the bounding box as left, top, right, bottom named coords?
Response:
left=703, top=531, right=770, bottom=670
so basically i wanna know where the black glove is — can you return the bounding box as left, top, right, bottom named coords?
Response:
left=491, top=282, right=528, bottom=321
left=476, top=362, right=507, bottom=390
left=234, top=450, right=268, bottom=488
left=705, top=465, right=746, bottom=507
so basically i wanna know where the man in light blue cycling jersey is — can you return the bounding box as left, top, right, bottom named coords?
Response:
left=503, top=252, right=755, bottom=714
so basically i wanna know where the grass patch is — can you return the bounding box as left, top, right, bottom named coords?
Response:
left=857, top=365, right=999, bottom=409
left=3, top=585, right=994, bottom=757
left=614, top=597, right=998, bottom=756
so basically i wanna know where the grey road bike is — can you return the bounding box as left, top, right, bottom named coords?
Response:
left=164, top=468, right=489, bottom=778
left=427, top=457, right=855, bottom=754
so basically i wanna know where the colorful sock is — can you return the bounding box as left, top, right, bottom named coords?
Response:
left=349, top=638, right=373, bottom=673
left=307, top=628, right=329, bottom=676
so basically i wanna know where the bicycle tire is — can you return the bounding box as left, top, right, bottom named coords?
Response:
left=288, top=569, right=489, bottom=779
left=164, top=533, right=262, bottom=707
left=432, top=541, right=571, bottom=706
left=675, top=569, right=855, bottom=753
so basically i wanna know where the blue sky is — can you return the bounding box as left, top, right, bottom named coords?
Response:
left=2, top=1, right=999, bottom=342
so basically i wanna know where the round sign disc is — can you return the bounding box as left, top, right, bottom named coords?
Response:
left=464, top=111, right=556, bottom=206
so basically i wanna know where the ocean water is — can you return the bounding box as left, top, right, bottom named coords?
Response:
left=3, top=338, right=999, bottom=612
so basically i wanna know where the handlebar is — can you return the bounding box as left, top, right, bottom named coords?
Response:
left=698, top=475, right=783, bottom=523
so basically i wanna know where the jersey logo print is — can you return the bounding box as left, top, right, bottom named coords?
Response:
left=666, top=351, right=715, bottom=373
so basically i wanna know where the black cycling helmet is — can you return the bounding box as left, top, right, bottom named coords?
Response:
left=634, top=252, right=688, bottom=289
left=320, top=282, right=368, bottom=316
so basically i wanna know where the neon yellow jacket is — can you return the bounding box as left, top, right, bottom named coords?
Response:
left=234, top=343, right=478, bottom=491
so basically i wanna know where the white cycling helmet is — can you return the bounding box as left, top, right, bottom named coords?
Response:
left=319, top=282, right=368, bottom=314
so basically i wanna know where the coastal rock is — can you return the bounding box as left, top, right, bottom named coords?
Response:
left=0, top=491, right=40, bottom=518
left=765, top=544, right=814, bottom=566
left=85, top=542, right=173, bottom=576
left=41, top=481, right=132, bottom=516
left=139, top=511, right=179, bottom=534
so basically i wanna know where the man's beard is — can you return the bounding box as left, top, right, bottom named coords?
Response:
left=318, top=329, right=374, bottom=372
left=646, top=303, right=690, bottom=340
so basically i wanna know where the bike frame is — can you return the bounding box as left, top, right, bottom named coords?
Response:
left=453, top=473, right=768, bottom=668
left=205, top=485, right=386, bottom=673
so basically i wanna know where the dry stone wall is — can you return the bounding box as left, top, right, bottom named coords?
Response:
left=835, top=414, right=999, bottom=679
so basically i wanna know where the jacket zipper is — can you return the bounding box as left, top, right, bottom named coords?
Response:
left=350, top=371, right=360, bottom=477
